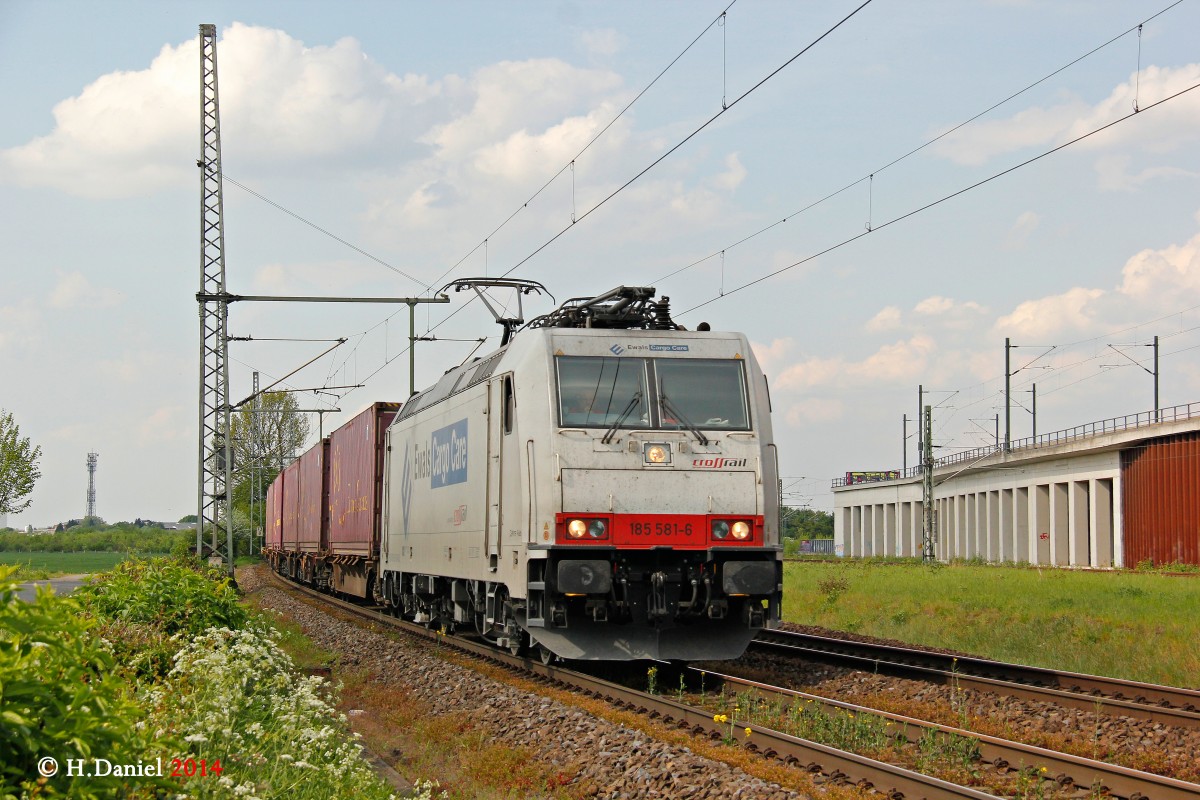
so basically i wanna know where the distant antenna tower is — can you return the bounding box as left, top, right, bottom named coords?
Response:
left=86, top=452, right=99, bottom=519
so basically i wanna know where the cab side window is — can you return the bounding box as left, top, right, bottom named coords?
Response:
left=502, top=375, right=515, bottom=435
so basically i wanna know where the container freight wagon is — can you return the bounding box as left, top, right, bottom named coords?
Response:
left=295, top=438, right=330, bottom=583
left=280, top=459, right=302, bottom=577
left=264, top=479, right=284, bottom=571
left=326, top=402, right=401, bottom=597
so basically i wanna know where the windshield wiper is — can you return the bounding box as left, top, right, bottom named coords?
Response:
left=660, top=394, right=709, bottom=446
left=602, top=391, right=642, bottom=444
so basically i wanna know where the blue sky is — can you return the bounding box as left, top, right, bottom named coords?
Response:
left=2, top=1, right=1199, bottom=525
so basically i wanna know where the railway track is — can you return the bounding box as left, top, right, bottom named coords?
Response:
left=264, top=572, right=1199, bottom=800
left=691, top=665, right=1200, bottom=800
left=752, top=629, right=1200, bottom=730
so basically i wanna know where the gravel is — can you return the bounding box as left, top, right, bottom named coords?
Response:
left=734, top=627, right=1200, bottom=782
left=240, top=566, right=807, bottom=799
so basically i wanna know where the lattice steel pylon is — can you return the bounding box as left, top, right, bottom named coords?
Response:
left=85, top=452, right=98, bottom=520
left=196, top=23, right=235, bottom=577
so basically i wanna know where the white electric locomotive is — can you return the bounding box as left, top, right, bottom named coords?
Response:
left=378, top=283, right=781, bottom=662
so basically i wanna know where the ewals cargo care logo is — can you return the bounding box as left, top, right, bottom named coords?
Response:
left=692, top=457, right=747, bottom=469
left=611, top=343, right=689, bottom=353
left=431, top=419, right=469, bottom=488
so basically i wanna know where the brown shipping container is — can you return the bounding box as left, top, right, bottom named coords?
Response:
left=282, top=459, right=302, bottom=553
left=328, top=402, right=401, bottom=556
left=297, top=439, right=330, bottom=552
left=1121, top=431, right=1200, bottom=566
left=265, top=478, right=283, bottom=550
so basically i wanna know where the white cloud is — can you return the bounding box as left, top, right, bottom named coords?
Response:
left=0, top=24, right=440, bottom=198
left=138, top=406, right=188, bottom=445
left=472, top=101, right=629, bottom=181
left=931, top=64, right=1200, bottom=167
left=1118, top=228, right=1200, bottom=300
left=750, top=337, right=797, bottom=377
left=912, top=296, right=987, bottom=325
left=47, top=272, right=123, bottom=309
left=866, top=305, right=902, bottom=332
left=995, top=223, right=1200, bottom=339
left=1005, top=210, right=1040, bottom=249
left=994, top=286, right=1104, bottom=339
left=423, top=58, right=623, bottom=161
left=785, top=398, right=844, bottom=425
left=250, top=259, right=387, bottom=296
left=0, top=300, right=42, bottom=351
left=914, top=296, right=954, bottom=315
left=1095, top=153, right=1200, bottom=192
left=711, top=153, right=746, bottom=191
left=931, top=99, right=1088, bottom=166
left=579, top=29, right=622, bottom=58
left=98, top=350, right=178, bottom=385
left=774, top=335, right=936, bottom=391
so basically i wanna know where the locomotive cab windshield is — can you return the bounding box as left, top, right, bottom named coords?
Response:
left=556, top=356, right=750, bottom=431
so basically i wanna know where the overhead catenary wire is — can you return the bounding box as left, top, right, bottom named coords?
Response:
left=331, top=0, right=878, bottom=403
left=420, top=0, right=741, bottom=295
left=653, top=0, right=1185, bottom=286
left=222, top=173, right=426, bottom=287
left=680, top=77, right=1200, bottom=316
left=490, top=0, right=877, bottom=282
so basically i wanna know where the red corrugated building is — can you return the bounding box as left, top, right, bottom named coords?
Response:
left=1121, top=430, right=1200, bottom=566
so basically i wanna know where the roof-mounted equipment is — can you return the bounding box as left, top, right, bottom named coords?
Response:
left=524, top=286, right=682, bottom=332
left=439, top=278, right=552, bottom=346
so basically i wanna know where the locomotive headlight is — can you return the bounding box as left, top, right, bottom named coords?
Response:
left=731, top=521, right=751, bottom=540
left=712, top=520, right=730, bottom=540
left=643, top=442, right=671, bottom=465
left=587, top=519, right=607, bottom=538
left=567, top=519, right=588, bottom=539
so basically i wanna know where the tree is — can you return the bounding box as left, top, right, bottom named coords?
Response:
left=228, top=391, right=310, bottom=534
left=781, top=507, right=834, bottom=539
left=0, top=410, right=42, bottom=514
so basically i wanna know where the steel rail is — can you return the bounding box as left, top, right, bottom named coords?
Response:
left=262, top=571, right=1002, bottom=800
left=698, top=666, right=1200, bottom=800
left=753, top=630, right=1200, bottom=730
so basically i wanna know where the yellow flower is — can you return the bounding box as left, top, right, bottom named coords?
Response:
left=744, top=727, right=752, bottom=736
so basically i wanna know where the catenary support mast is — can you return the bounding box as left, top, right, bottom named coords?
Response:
left=197, top=23, right=235, bottom=577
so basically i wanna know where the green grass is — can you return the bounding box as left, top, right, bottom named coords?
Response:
left=782, top=560, right=1200, bottom=688
left=0, top=550, right=161, bottom=576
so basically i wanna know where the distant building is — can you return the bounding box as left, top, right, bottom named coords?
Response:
left=833, top=403, right=1200, bottom=568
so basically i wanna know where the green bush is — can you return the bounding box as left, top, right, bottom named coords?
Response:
left=74, top=558, right=247, bottom=678
left=76, top=558, right=246, bottom=637
left=0, top=567, right=160, bottom=799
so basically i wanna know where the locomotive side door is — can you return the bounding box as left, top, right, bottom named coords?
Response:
left=486, top=373, right=520, bottom=573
